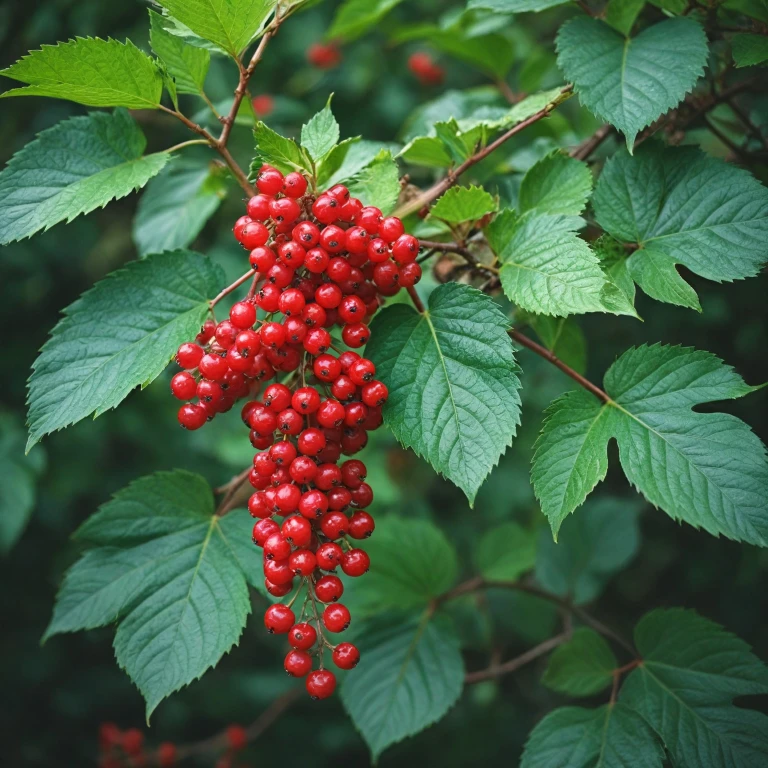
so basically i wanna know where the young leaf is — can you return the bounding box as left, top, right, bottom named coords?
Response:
left=430, top=185, right=497, bottom=223
left=301, top=97, right=340, bottom=162
left=252, top=121, right=311, bottom=175
left=26, top=251, right=223, bottom=451
left=593, top=144, right=768, bottom=308
left=0, top=110, right=172, bottom=245
left=532, top=345, right=768, bottom=545
left=473, top=522, right=537, bottom=581
left=346, top=150, right=401, bottom=215
left=487, top=210, right=608, bottom=316
left=535, top=498, right=642, bottom=604
left=605, top=0, right=646, bottom=36
left=542, top=628, right=617, bottom=697
left=345, top=517, right=458, bottom=618
left=44, top=471, right=253, bottom=718
left=621, top=609, right=768, bottom=767
left=154, top=0, right=275, bottom=57
left=366, top=283, right=521, bottom=503
left=521, top=704, right=664, bottom=768
left=519, top=151, right=593, bottom=216
left=329, top=0, right=406, bottom=43
left=340, top=612, right=464, bottom=761
left=133, top=160, right=227, bottom=256
left=732, top=33, right=768, bottom=67
left=148, top=9, right=210, bottom=94
left=318, top=139, right=396, bottom=189
left=556, top=17, right=708, bottom=148
left=0, top=38, right=164, bottom=109
left=398, top=136, right=453, bottom=168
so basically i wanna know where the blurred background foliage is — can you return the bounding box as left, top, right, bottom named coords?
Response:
left=1, top=0, right=767, bottom=765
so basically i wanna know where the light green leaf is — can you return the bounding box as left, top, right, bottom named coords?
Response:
left=133, top=160, right=227, bottom=256
left=398, top=136, right=453, bottom=168
left=533, top=345, right=768, bottom=544
left=519, top=151, right=593, bottom=216
left=301, top=97, right=340, bottom=162
left=474, top=522, right=537, bottom=581
left=329, top=0, right=405, bottom=43
left=621, top=609, right=768, bottom=767
left=732, top=33, right=768, bottom=67
left=535, top=497, right=642, bottom=604
left=366, top=283, right=521, bottom=503
left=543, top=628, right=618, bottom=697
left=26, top=251, right=223, bottom=451
left=340, top=612, right=464, bottom=761
left=593, top=236, right=640, bottom=318
left=431, top=185, right=497, bottom=223
left=556, top=17, right=708, bottom=148
left=154, top=0, right=275, bottom=57
left=252, top=121, right=311, bottom=175
left=0, top=37, right=164, bottom=109
left=469, top=0, right=570, bottom=11
left=45, top=471, right=253, bottom=718
left=346, top=150, right=401, bottom=214
left=149, top=10, right=210, bottom=94
left=527, top=315, right=588, bottom=374
left=0, top=110, right=172, bottom=245
left=593, top=144, right=768, bottom=306
left=346, top=517, right=458, bottom=618
left=605, top=0, right=646, bottom=36
left=0, top=414, right=46, bottom=554
left=487, top=210, right=608, bottom=317
left=521, top=704, right=664, bottom=768
left=318, top=139, right=397, bottom=189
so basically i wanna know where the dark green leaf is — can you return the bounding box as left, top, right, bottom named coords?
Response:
left=519, top=151, right=592, bottom=216
left=329, top=0, right=406, bottom=43
left=473, top=522, right=537, bottom=581
left=732, top=33, right=768, bottom=67
left=542, top=628, right=617, bottom=696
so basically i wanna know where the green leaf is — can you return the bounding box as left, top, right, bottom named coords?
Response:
left=519, top=151, right=593, bottom=216
left=154, top=0, right=275, bottom=57
left=474, top=522, right=537, bottom=581
left=252, top=121, right=311, bottom=175
left=346, top=150, right=401, bottom=215
left=543, top=629, right=618, bottom=697
left=535, top=498, right=642, bottom=604
left=398, top=136, right=454, bottom=168
left=521, top=704, right=664, bottom=768
left=532, top=344, right=768, bottom=545
left=593, top=144, right=768, bottom=307
left=0, top=110, right=172, bottom=246
left=593, top=236, right=640, bottom=318
left=0, top=37, right=164, bottom=109
left=621, top=609, right=768, bottom=767
left=45, top=471, right=253, bottom=718
left=366, top=283, right=521, bottom=503
left=431, top=185, right=497, bottom=223
left=732, top=32, right=768, bottom=67
left=340, top=612, right=464, bottom=761
left=487, top=210, right=608, bottom=317
left=329, top=0, right=405, bottom=43
left=318, top=139, right=397, bottom=189
left=301, top=97, right=340, bottom=162
left=26, top=251, right=223, bottom=451
left=527, top=315, right=587, bottom=374
left=346, top=517, right=458, bottom=618
left=469, top=0, right=570, bottom=11
left=133, top=160, right=227, bottom=256
left=149, top=10, right=210, bottom=94
left=556, top=17, right=708, bottom=148
left=0, top=414, right=46, bottom=554
left=605, top=0, right=646, bottom=36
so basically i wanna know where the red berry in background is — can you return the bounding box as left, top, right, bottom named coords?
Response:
left=333, top=642, right=361, bottom=670
left=323, top=603, right=351, bottom=632
left=264, top=603, right=295, bottom=633
left=285, top=649, right=313, bottom=677
left=251, top=94, right=273, bottom=117
left=306, top=669, right=336, bottom=699
left=408, top=51, right=444, bottom=85
left=342, top=548, right=370, bottom=577
left=314, top=574, right=344, bottom=603
left=122, top=728, right=145, bottom=755
left=99, top=722, right=121, bottom=750
left=226, top=724, right=247, bottom=751
left=307, top=42, right=342, bottom=69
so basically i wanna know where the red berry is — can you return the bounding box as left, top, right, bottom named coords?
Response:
left=239, top=220, right=269, bottom=249
left=348, top=510, right=375, bottom=539
left=230, top=301, right=257, bottom=329
left=298, top=427, right=326, bottom=456
left=292, top=386, right=321, bottom=413
left=358, top=206, right=382, bottom=233
left=306, top=669, right=336, bottom=699
left=264, top=382, right=292, bottom=411
left=320, top=511, right=349, bottom=539
left=157, top=741, right=177, bottom=768
left=341, top=322, right=370, bottom=348
left=313, top=354, right=342, bottom=382
left=122, top=728, right=144, bottom=756
left=341, top=548, right=370, bottom=576
left=350, top=482, right=374, bottom=507
left=305, top=247, right=331, bottom=273
left=317, top=399, right=345, bottom=428
left=317, top=541, right=344, bottom=570
left=299, top=489, right=329, bottom=519
left=289, top=548, right=317, bottom=576
left=283, top=172, right=308, bottom=198
left=176, top=342, right=204, bottom=369
left=178, top=403, right=207, bottom=430
left=234, top=215, right=251, bottom=241
left=307, top=42, right=341, bottom=69
left=264, top=533, right=291, bottom=561
left=328, top=184, right=350, bottom=203
left=225, top=724, right=248, bottom=751
left=289, top=622, right=317, bottom=650
left=322, top=603, right=351, bottom=632
left=314, top=574, right=344, bottom=602
left=362, top=380, right=388, bottom=406
left=269, top=196, right=301, bottom=224
left=270, top=440, right=297, bottom=465
left=379, top=216, right=405, bottom=242
left=332, top=642, right=360, bottom=670
left=256, top=167, right=284, bottom=195
left=171, top=371, right=197, bottom=400
left=312, top=194, right=340, bottom=224
left=265, top=578, right=293, bottom=597
left=252, top=517, right=279, bottom=545
left=264, top=603, right=295, bottom=633
left=341, top=459, right=367, bottom=488
left=250, top=245, right=276, bottom=272
left=285, top=649, right=313, bottom=677
left=263, top=557, right=294, bottom=585
left=315, top=282, right=343, bottom=309
left=282, top=515, right=312, bottom=547
left=392, top=234, right=420, bottom=265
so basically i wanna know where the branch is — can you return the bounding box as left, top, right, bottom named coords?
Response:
left=570, top=124, right=613, bottom=161
left=510, top=329, right=611, bottom=404
left=465, top=633, right=570, bottom=684
left=406, top=285, right=426, bottom=313
left=210, top=269, right=257, bottom=309
left=394, top=85, right=573, bottom=219
left=215, top=466, right=253, bottom=517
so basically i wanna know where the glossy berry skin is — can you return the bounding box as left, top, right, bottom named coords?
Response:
left=252, top=517, right=279, bottom=546
left=285, top=649, right=313, bottom=677
left=317, top=541, right=344, bottom=570
left=264, top=603, right=295, bottom=634
left=348, top=510, right=375, bottom=539
left=283, top=172, right=308, bottom=198
left=178, top=403, right=207, bottom=430
left=247, top=194, right=272, bottom=221
left=288, top=622, right=317, bottom=650
left=341, top=548, right=370, bottom=577
left=263, top=558, right=294, bottom=585
left=289, top=548, right=317, bottom=576
left=230, top=301, right=257, bottom=329
left=256, top=167, right=284, bottom=195
left=282, top=515, right=312, bottom=547
left=320, top=511, right=349, bottom=539
left=322, top=603, right=351, bottom=632
left=306, top=669, right=336, bottom=700
left=171, top=371, right=197, bottom=400
left=264, top=533, right=291, bottom=561
left=239, top=221, right=269, bottom=249
left=314, top=574, right=344, bottom=603
left=332, top=642, right=361, bottom=670
left=265, top=578, right=293, bottom=597
left=176, top=342, right=204, bottom=369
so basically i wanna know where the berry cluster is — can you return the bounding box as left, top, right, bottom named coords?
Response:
left=171, top=167, right=421, bottom=699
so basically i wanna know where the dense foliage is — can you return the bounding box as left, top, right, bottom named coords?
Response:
left=1, top=0, right=768, bottom=766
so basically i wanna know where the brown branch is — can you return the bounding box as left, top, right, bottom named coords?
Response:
left=406, top=285, right=426, bottom=313
left=215, top=466, right=253, bottom=517
left=570, top=124, right=613, bottom=161
left=703, top=115, right=751, bottom=160
left=210, top=269, right=256, bottom=309
left=510, top=329, right=611, bottom=404
left=393, top=85, right=573, bottom=219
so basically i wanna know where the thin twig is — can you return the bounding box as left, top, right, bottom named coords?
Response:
left=703, top=115, right=750, bottom=160
left=570, top=124, right=613, bottom=161
left=163, top=139, right=211, bottom=154
left=465, top=633, right=570, bottom=684
left=215, top=466, right=253, bottom=517
left=406, top=285, right=426, bottom=313
left=210, top=270, right=256, bottom=308
left=727, top=98, right=768, bottom=150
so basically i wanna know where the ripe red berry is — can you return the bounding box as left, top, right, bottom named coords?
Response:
left=270, top=196, right=301, bottom=224
left=392, top=234, right=420, bottom=265
left=285, top=649, right=313, bottom=677
left=299, top=489, right=329, bottom=519
left=358, top=206, right=382, bottom=233
left=320, top=511, right=349, bottom=539
left=317, top=399, right=346, bottom=428
left=315, top=282, right=343, bottom=309
left=178, top=403, right=207, bottom=430
left=176, top=342, right=204, bottom=369
left=246, top=194, right=272, bottom=221
left=225, top=724, right=248, bottom=751
left=350, top=482, right=374, bottom=507
left=157, top=741, right=177, bottom=768
left=122, top=728, right=145, bottom=756
left=283, top=172, right=308, bottom=198
left=264, top=533, right=291, bottom=561
left=348, top=510, right=375, bottom=539
left=230, top=301, right=257, bottom=329
left=332, top=642, right=361, bottom=670
left=264, top=603, right=295, bottom=633
left=298, top=427, right=326, bottom=456
left=292, top=386, right=321, bottom=413
left=312, top=194, right=340, bottom=224
left=234, top=215, right=251, bottom=241
left=317, top=541, right=344, bottom=570
left=306, top=669, right=336, bottom=699
left=252, top=517, right=279, bottom=545
left=282, top=514, right=312, bottom=547
left=256, top=167, right=284, bottom=195
left=264, top=557, right=294, bottom=586
left=307, top=42, right=341, bottom=69
left=322, top=603, right=351, bottom=632
left=341, top=548, right=370, bottom=577
left=239, top=221, right=269, bottom=249
left=314, top=574, right=344, bottom=603
left=341, top=322, right=370, bottom=348
left=264, top=382, right=292, bottom=411
left=362, top=380, right=388, bottom=406
left=289, top=622, right=317, bottom=650
left=289, top=548, right=317, bottom=576
left=265, top=578, right=293, bottom=597
left=171, top=371, right=197, bottom=400
left=270, top=440, right=297, bottom=466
